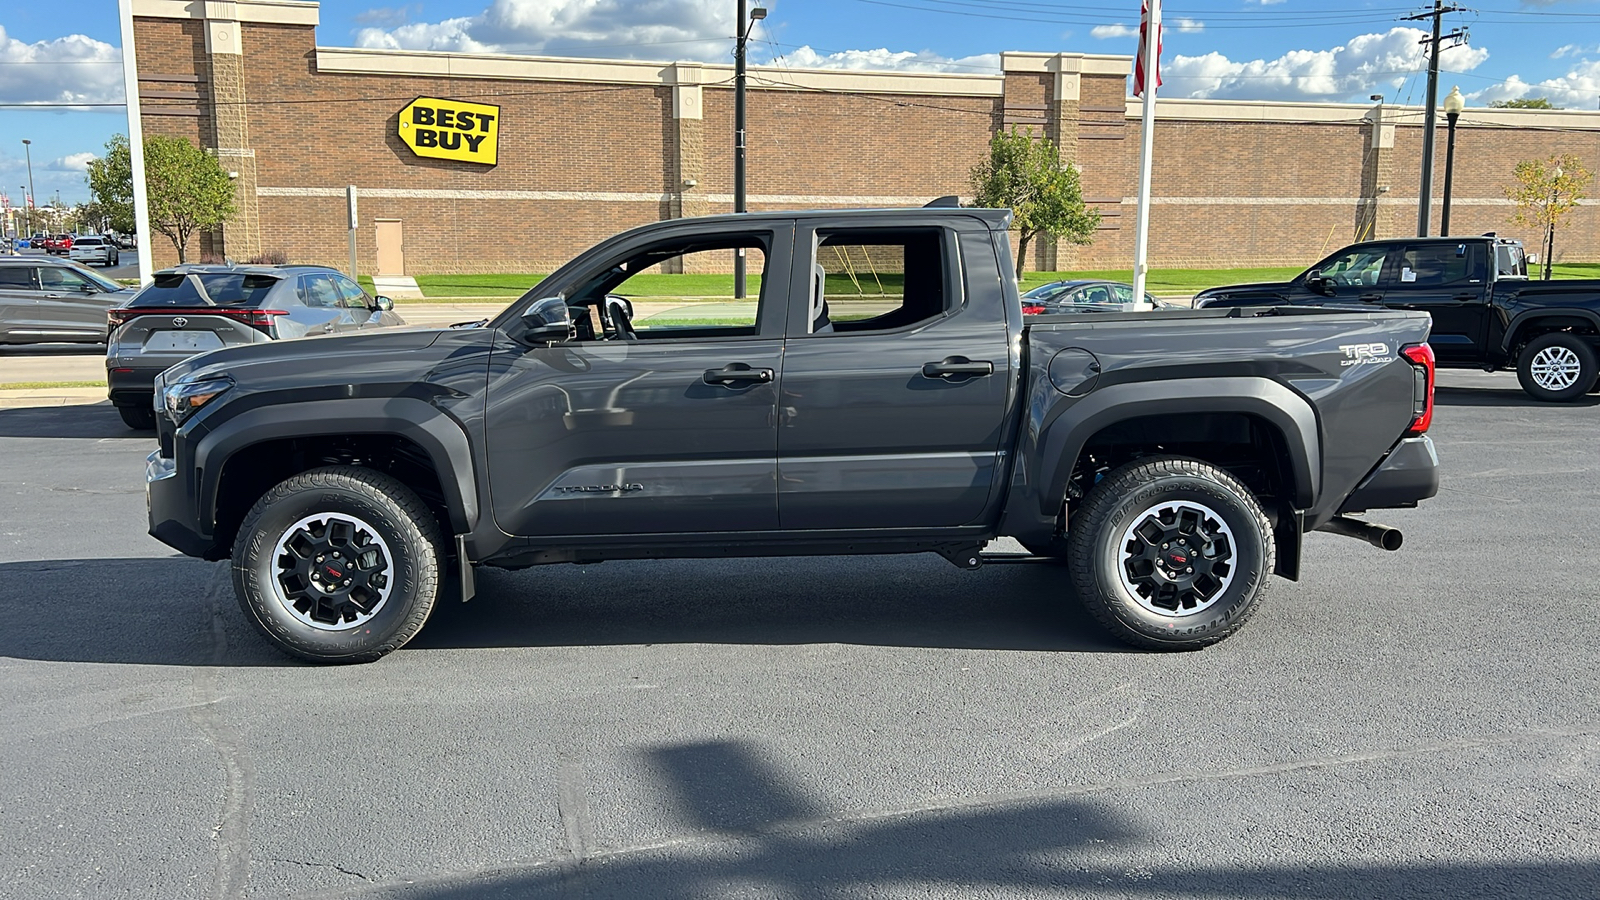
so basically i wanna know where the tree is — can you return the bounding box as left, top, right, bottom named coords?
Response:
left=969, top=128, right=1100, bottom=278
left=86, top=134, right=136, bottom=235
left=1505, top=154, right=1591, bottom=280
left=144, top=134, right=236, bottom=263
left=1489, top=97, right=1558, bottom=109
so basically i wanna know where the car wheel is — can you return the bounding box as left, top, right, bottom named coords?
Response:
left=232, top=466, right=444, bottom=664
left=1517, top=333, right=1599, bottom=402
left=1067, top=455, right=1273, bottom=651
left=116, top=404, right=156, bottom=430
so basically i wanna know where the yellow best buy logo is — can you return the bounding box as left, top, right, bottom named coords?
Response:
left=398, top=97, right=500, bottom=165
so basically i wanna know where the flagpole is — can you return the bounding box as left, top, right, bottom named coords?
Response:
left=1131, top=0, right=1161, bottom=310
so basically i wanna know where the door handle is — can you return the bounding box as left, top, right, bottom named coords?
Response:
left=703, top=363, right=774, bottom=386
left=921, top=357, right=994, bottom=380
left=1452, top=294, right=1477, bottom=302
left=1358, top=294, right=1383, bottom=302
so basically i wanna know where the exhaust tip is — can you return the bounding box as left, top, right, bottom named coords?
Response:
left=1377, top=529, right=1403, bottom=552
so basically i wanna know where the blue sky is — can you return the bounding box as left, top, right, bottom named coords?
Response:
left=3, top=0, right=1598, bottom=206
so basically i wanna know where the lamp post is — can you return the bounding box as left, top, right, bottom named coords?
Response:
left=733, top=2, right=766, bottom=299
left=21, top=139, right=36, bottom=239
left=1440, top=86, right=1464, bottom=236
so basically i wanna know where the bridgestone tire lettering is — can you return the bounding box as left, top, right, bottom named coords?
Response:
left=1066, top=455, right=1273, bottom=651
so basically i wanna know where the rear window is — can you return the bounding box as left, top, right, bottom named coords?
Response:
left=131, top=273, right=282, bottom=307
left=74, top=237, right=103, bottom=246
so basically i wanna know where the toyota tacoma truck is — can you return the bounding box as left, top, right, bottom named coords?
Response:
left=145, top=208, right=1440, bottom=663
left=1194, top=234, right=1600, bottom=401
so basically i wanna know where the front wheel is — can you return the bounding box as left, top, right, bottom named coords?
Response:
left=1067, top=456, right=1273, bottom=651
left=232, top=466, right=444, bottom=663
left=1517, top=333, right=1598, bottom=402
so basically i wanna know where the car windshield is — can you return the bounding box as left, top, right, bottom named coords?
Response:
left=131, top=272, right=281, bottom=307
left=1022, top=283, right=1075, bottom=301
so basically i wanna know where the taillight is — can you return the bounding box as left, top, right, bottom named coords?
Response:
left=107, top=308, right=132, bottom=329
left=1401, top=342, right=1435, bottom=435
left=1022, top=303, right=1046, bottom=315
left=105, top=307, right=288, bottom=336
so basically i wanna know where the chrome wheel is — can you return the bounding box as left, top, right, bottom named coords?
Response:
left=1117, top=500, right=1236, bottom=617
left=1529, top=345, right=1582, bottom=391
left=272, top=512, right=394, bottom=631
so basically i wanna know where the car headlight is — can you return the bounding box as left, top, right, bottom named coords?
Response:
left=161, top=376, right=233, bottom=425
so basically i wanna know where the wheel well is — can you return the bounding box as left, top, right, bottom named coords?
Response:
left=212, top=434, right=451, bottom=556
left=1510, top=316, right=1599, bottom=355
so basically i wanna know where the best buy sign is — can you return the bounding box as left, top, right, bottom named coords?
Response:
left=398, top=97, right=501, bottom=166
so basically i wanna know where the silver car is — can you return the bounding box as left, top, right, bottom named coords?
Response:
left=68, top=235, right=120, bottom=267
left=106, top=264, right=406, bottom=429
left=0, top=257, right=136, bottom=344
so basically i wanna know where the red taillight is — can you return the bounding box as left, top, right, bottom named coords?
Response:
left=1401, top=342, right=1435, bottom=435
left=106, top=307, right=287, bottom=336
left=1022, top=303, right=1046, bottom=315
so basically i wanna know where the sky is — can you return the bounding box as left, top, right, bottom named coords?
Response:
left=2, top=0, right=1598, bottom=207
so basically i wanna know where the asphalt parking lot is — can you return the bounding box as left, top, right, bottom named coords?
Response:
left=1, top=369, right=1597, bottom=899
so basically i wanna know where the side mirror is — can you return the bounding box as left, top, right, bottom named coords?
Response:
left=520, top=296, right=574, bottom=344
left=1305, top=273, right=1332, bottom=295
left=373, top=295, right=394, bottom=311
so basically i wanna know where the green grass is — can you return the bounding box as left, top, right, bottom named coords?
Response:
left=0, top=380, right=106, bottom=390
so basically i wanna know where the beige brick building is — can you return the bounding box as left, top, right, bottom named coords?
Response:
left=130, top=0, right=1600, bottom=274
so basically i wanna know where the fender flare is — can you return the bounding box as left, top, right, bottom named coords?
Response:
left=1499, top=308, right=1600, bottom=356
left=193, top=396, right=479, bottom=535
left=1036, top=377, right=1321, bottom=519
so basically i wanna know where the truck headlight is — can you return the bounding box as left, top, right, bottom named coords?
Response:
left=161, top=376, right=233, bottom=424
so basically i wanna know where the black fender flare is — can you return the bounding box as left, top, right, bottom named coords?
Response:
left=1499, top=308, right=1600, bottom=356
left=193, top=396, right=479, bottom=535
left=1019, top=377, right=1320, bottom=531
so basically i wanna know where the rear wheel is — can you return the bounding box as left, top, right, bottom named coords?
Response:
left=232, top=466, right=444, bottom=663
left=116, top=404, right=155, bottom=430
left=1517, top=333, right=1598, bottom=402
left=1067, top=456, right=1273, bottom=651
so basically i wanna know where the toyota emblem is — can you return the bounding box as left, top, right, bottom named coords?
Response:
left=172, top=317, right=188, bottom=328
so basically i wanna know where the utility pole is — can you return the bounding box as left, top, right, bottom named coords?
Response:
left=733, top=2, right=765, bottom=299
left=1405, top=0, right=1469, bottom=237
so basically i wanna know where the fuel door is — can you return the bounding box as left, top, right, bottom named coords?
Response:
left=1047, top=347, right=1102, bottom=396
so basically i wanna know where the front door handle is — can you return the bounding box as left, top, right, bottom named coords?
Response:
left=1452, top=294, right=1477, bottom=302
left=322, top=323, right=336, bottom=333
left=703, top=363, right=774, bottom=386
left=1358, top=293, right=1383, bottom=302
left=921, top=357, right=994, bottom=380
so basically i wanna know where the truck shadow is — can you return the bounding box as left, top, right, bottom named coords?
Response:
left=1434, top=385, right=1600, bottom=408
left=0, top=403, right=153, bottom=439
left=0, top=554, right=1125, bottom=666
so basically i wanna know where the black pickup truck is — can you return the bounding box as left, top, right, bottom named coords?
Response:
left=1194, top=235, right=1600, bottom=402
left=146, top=208, right=1440, bottom=663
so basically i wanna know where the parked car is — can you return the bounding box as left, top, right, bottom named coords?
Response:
left=1193, top=234, right=1600, bottom=401
left=144, top=207, right=1440, bottom=663
left=107, top=264, right=405, bottom=429
left=109, top=232, right=138, bottom=250
left=0, top=256, right=136, bottom=345
left=68, top=235, right=120, bottom=267
left=1021, top=279, right=1178, bottom=314
left=43, top=234, right=74, bottom=255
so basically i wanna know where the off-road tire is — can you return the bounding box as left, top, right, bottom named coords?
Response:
left=116, top=404, right=156, bottom=430
left=1067, top=455, right=1273, bottom=651
left=1517, top=333, right=1599, bottom=402
left=232, top=466, right=444, bottom=663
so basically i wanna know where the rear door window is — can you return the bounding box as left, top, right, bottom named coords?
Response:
left=1395, top=243, right=1484, bottom=287
left=0, top=267, right=37, bottom=289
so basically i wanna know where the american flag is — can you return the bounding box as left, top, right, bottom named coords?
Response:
left=1134, top=0, right=1163, bottom=99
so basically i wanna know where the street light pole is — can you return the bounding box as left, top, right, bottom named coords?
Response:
left=1440, top=86, right=1463, bottom=236
left=733, top=2, right=765, bottom=300
left=21, top=139, right=35, bottom=238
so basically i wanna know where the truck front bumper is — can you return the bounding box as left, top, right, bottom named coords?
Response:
left=147, top=449, right=220, bottom=558
left=1337, top=435, right=1440, bottom=514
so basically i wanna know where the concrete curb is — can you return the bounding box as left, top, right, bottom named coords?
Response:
left=0, top=388, right=108, bottom=409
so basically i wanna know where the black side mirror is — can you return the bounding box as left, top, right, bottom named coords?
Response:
left=520, top=296, right=574, bottom=344
left=1305, top=274, right=1332, bottom=295
left=373, top=295, right=394, bottom=311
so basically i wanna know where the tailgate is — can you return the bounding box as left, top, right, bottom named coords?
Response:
left=112, top=311, right=260, bottom=362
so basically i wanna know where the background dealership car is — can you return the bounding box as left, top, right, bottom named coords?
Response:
left=106, top=264, right=406, bottom=429
left=1021, top=280, right=1178, bottom=314
left=0, top=256, right=136, bottom=345
left=67, top=235, right=120, bottom=267
left=43, top=234, right=74, bottom=255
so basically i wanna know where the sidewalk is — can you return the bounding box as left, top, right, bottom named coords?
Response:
left=0, top=387, right=106, bottom=409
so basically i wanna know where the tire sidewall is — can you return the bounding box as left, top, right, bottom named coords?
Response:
left=1518, top=334, right=1599, bottom=402
left=234, top=478, right=432, bottom=661
left=1084, top=473, right=1269, bottom=646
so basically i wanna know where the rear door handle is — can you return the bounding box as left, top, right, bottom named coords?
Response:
left=1452, top=294, right=1477, bottom=302
left=921, top=357, right=994, bottom=380
left=703, top=363, right=774, bottom=386
left=1358, top=294, right=1383, bottom=302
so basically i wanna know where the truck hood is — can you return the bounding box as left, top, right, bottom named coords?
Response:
left=162, top=325, right=455, bottom=385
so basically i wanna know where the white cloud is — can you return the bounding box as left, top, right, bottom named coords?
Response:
left=48, top=152, right=95, bottom=172
left=354, top=0, right=740, bottom=60
left=1172, top=18, right=1204, bottom=33
left=1550, top=44, right=1596, bottom=60
left=0, top=26, right=123, bottom=108
left=1466, top=60, right=1600, bottom=108
left=1162, top=27, right=1489, bottom=102
left=1091, top=24, right=1137, bottom=40
left=773, top=45, right=999, bottom=73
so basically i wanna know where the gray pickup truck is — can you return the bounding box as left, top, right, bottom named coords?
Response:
left=145, top=208, right=1440, bottom=663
